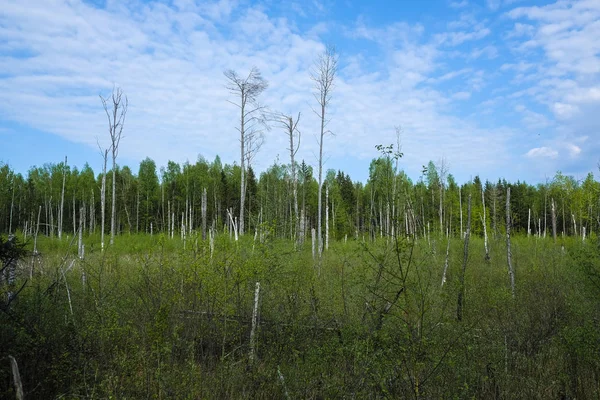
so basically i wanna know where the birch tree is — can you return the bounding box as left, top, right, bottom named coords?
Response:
left=224, top=67, right=268, bottom=236
left=100, top=87, right=128, bottom=246
left=311, top=45, right=338, bottom=256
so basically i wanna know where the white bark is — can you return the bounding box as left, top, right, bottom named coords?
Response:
left=482, top=187, right=489, bottom=260
left=58, top=156, right=67, bottom=239
left=325, top=185, right=329, bottom=251
left=311, top=46, right=337, bottom=258
left=311, top=227, right=316, bottom=260
left=78, top=207, right=83, bottom=259
left=99, top=147, right=108, bottom=251
left=8, top=356, right=24, bottom=400
left=202, top=188, right=207, bottom=240
left=441, top=231, right=451, bottom=287
left=551, top=199, right=557, bottom=242
left=506, top=187, right=515, bottom=298
left=101, top=87, right=127, bottom=246
left=224, top=68, right=268, bottom=236
left=249, top=281, right=261, bottom=364
left=459, top=186, right=463, bottom=238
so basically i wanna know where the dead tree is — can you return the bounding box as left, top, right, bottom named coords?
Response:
left=457, top=194, right=471, bottom=321
left=224, top=68, right=268, bottom=236
left=97, top=139, right=110, bottom=251
left=272, top=112, right=301, bottom=242
left=437, top=159, right=449, bottom=237
left=482, top=186, right=490, bottom=261
left=551, top=198, right=557, bottom=243
left=506, top=187, right=515, bottom=298
left=311, top=45, right=338, bottom=257
left=100, top=86, right=128, bottom=246
left=58, top=156, right=67, bottom=239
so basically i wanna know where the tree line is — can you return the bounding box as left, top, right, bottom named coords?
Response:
left=0, top=154, right=598, bottom=245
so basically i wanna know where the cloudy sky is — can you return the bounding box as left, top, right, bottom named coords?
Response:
left=1, top=0, right=598, bottom=184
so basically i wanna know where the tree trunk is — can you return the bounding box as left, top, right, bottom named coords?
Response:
left=459, top=186, right=463, bottom=238
left=202, top=188, right=207, bottom=240
left=325, top=185, right=329, bottom=251
left=506, top=187, right=515, bottom=298
left=482, top=187, right=489, bottom=261
left=59, top=156, right=67, bottom=239
left=100, top=153, right=107, bottom=251
left=110, top=158, right=116, bottom=245
left=457, top=194, right=471, bottom=321
left=551, top=198, right=557, bottom=243
left=8, top=176, right=15, bottom=235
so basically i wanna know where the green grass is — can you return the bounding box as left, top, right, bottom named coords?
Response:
left=2, top=231, right=600, bottom=398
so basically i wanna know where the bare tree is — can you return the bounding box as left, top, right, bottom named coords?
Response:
left=100, top=87, right=128, bottom=246
left=224, top=67, right=268, bottom=236
left=272, top=112, right=301, bottom=241
left=506, top=187, right=515, bottom=298
left=58, top=156, right=67, bottom=239
left=457, top=194, right=471, bottom=321
left=481, top=185, right=490, bottom=261
left=311, top=45, right=338, bottom=257
left=97, top=140, right=110, bottom=251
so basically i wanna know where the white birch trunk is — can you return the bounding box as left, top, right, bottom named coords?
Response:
left=249, top=282, right=261, bottom=364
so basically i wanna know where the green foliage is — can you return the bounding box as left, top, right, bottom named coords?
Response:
left=0, top=231, right=598, bottom=398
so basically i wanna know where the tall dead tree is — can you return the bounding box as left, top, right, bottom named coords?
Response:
left=273, top=112, right=301, bottom=242
left=311, top=45, right=338, bottom=257
left=58, top=156, right=67, bottom=239
left=437, top=159, right=448, bottom=237
left=551, top=198, right=557, bottom=243
left=506, top=187, right=515, bottom=298
left=100, top=87, right=128, bottom=246
left=457, top=194, right=471, bottom=321
left=224, top=67, right=268, bottom=236
left=97, top=140, right=110, bottom=251
left=481, top=186, right=489, bottom=260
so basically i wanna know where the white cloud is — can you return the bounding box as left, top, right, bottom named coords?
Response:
left=434, top=26, right=491, bottom=46
left=566, top=143, right=581, bottom=157
left=526, top=146, right=558, bottom=158
left=449, top=0, right=469, bottom=9
left=452, top=91, right=471, bottom=100
left=0, top=0, right=518, bottom=183
left=552, top=102, right=579, bottom=119
left=505, top=0, right=600, bottom=176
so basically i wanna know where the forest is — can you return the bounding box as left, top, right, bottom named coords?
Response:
left=1, top=58, right=600, bottom=398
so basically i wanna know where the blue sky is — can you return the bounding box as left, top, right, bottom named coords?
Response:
left=1, top=0, right=598, bottom=184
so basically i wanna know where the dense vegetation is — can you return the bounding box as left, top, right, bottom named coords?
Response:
left=1, top=156, right=600, bottom=398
